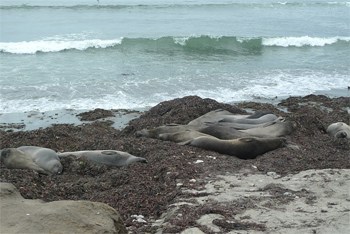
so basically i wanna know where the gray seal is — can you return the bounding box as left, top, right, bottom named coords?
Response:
left=239, top=120, right=294, bottom=138
left=187, top=109, right=236, bottom=126
left=158, top=130, right=213, bottom=143
left=17, top=146, right=63, bottom=174
left=198, top=124, right=251, bottom=139
left=0, top=148, right=47, bottom=174
left=136, top=124, right=200, bottom=139
left=188, top=109, right=274, bottom=126
left=58, top=150, right=147, bottom=167
left=219, top=114, right=279, bottom=124
left=326, top=122, right=350, bottom=139
left=205, top=118, right=283, bottom=130
left=182, top=136, right=287, bottom=159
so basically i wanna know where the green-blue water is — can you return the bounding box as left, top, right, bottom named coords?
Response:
left=0, top=0, right=349, bottom=112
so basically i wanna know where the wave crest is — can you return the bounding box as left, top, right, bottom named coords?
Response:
left=0, top=39, right=122, bottom=54
left=1, top=36, right=349, bottom=54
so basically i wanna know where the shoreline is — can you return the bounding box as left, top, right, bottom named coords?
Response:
left=0, top=109, right=142, bottom=132
left=1, top=94, right=349, bottom=233
left=1, top=88, right=349, bottom=132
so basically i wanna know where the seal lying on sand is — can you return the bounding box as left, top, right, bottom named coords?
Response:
left=208, top=118, right=283, bottom=130
left=182, top=136, right=287, bottom=159
left=187, top=109, right=273, bottom=126
left=187, top=109, right=236, bottom=126
left=158, top=130, right=214, bottom=143
left=220, top=113, right=279, bottom=124
left=239, top=121, right=294, bottom=138
left=58, top=150, right=147, bottom=167
left=0, top=148, right=47, bottom=174
left=198, top=124, right=251, bottom=139
left=136, top=124, right=199, bottom=139
left=17, top=146, right=63, bottom=174
left=326, top=122, right=350, bottom=139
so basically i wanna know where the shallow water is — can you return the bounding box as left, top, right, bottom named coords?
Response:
left=1, top=0, right=349, bottom=113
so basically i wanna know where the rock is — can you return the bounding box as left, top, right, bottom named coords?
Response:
left=0, top=183, right=127, bottom=234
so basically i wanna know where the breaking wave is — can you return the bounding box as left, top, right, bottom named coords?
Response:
left=1, top=36, right=349, bottom=54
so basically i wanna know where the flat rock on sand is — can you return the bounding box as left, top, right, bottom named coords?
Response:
left=0, top=183, right=127, bottom=234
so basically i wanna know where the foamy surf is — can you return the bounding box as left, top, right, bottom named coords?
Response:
left=262, top=36, right=350, bottom=47
left=1, top=36, right=349, bottom=54
left=0, top=39, right=122, bottom=54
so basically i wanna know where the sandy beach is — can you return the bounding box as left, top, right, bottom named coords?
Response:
left=1, top=94, right=349, bottom=233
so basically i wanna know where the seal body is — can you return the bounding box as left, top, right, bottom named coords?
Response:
left=187, top=109, right=236, bottom=126
left=220, top=114, right=279, bottom=124
left=17, top=146, right=63, bottom=174
left=188, top=109, right=274, bottom=126
left=185, top=137, right=287, bottom=159
left=326, top=122, right=350, bottom=139
left=239, top=121, right=294, bottom=138
left=136, top=124, right=199, bottom=139
left=0, top=148, right=47, bottom=173
left=198, top=124, right=251, bottom=139
left=158, top=130, right=213, bottom=143
left=58, top=150, right=147, bottom=167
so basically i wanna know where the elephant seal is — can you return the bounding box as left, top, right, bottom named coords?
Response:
left=188, top=109, right=273, bottom=126
left=58, top=150, right=147, bottom=167
left=198, top=124, right=251, bottom=139
left=239, top=120, right=294, bottom=138
left=182, top=136, right=287, bottom=159
left=17, top=146, right=63, bottom=174
left=205, top=118, right=283, bottom=130
left=220, top=114, right=279, bottom=124
left=158, top=130, right=213, bottom=143
left=187, top=109, right=235, bottom=126
left=326, top=122, right=350, bottom=139
left=136, top=124, right=200, bottom=139
left=0, top=148, right=47, bottom=174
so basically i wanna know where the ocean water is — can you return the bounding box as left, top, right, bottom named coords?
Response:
left=0, top=0, right=349, bottom=113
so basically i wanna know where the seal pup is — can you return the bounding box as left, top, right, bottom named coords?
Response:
left=198, top=124, right=251, bottom=139
left=205, top=118, right=282, bottom=130
left=17, top=146, right=63, bottom=174
left=58, top=150, right=147, bottom=167
left=187, top=109, right=235, bottom=126
left=136, top=124, right=200, bottom=139
left=0, top=148, right=47, bottom=174
left=219, top=114, right=279, bottom=124
left=182, top=136, right=287, bottom=159
left=158, top=130, right=214, bottom=143
left=188, top=109, right=273, bottom=126
left=326, top=122, right=350, bottom=139
left=239, top=120, right=294, bottom=138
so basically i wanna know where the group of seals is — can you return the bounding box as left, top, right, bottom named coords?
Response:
left=1, top=146, right=147, bottom=174
left=326, top=122, right=350, bottom=139
left=137, top=109, right=295, bottom=159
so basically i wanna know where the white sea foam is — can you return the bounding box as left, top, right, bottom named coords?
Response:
left=263, top=36, right=350, bottom=47
left=0, top=94, right=150, bottom=113
left=0, top=39, right=122, bottom=54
